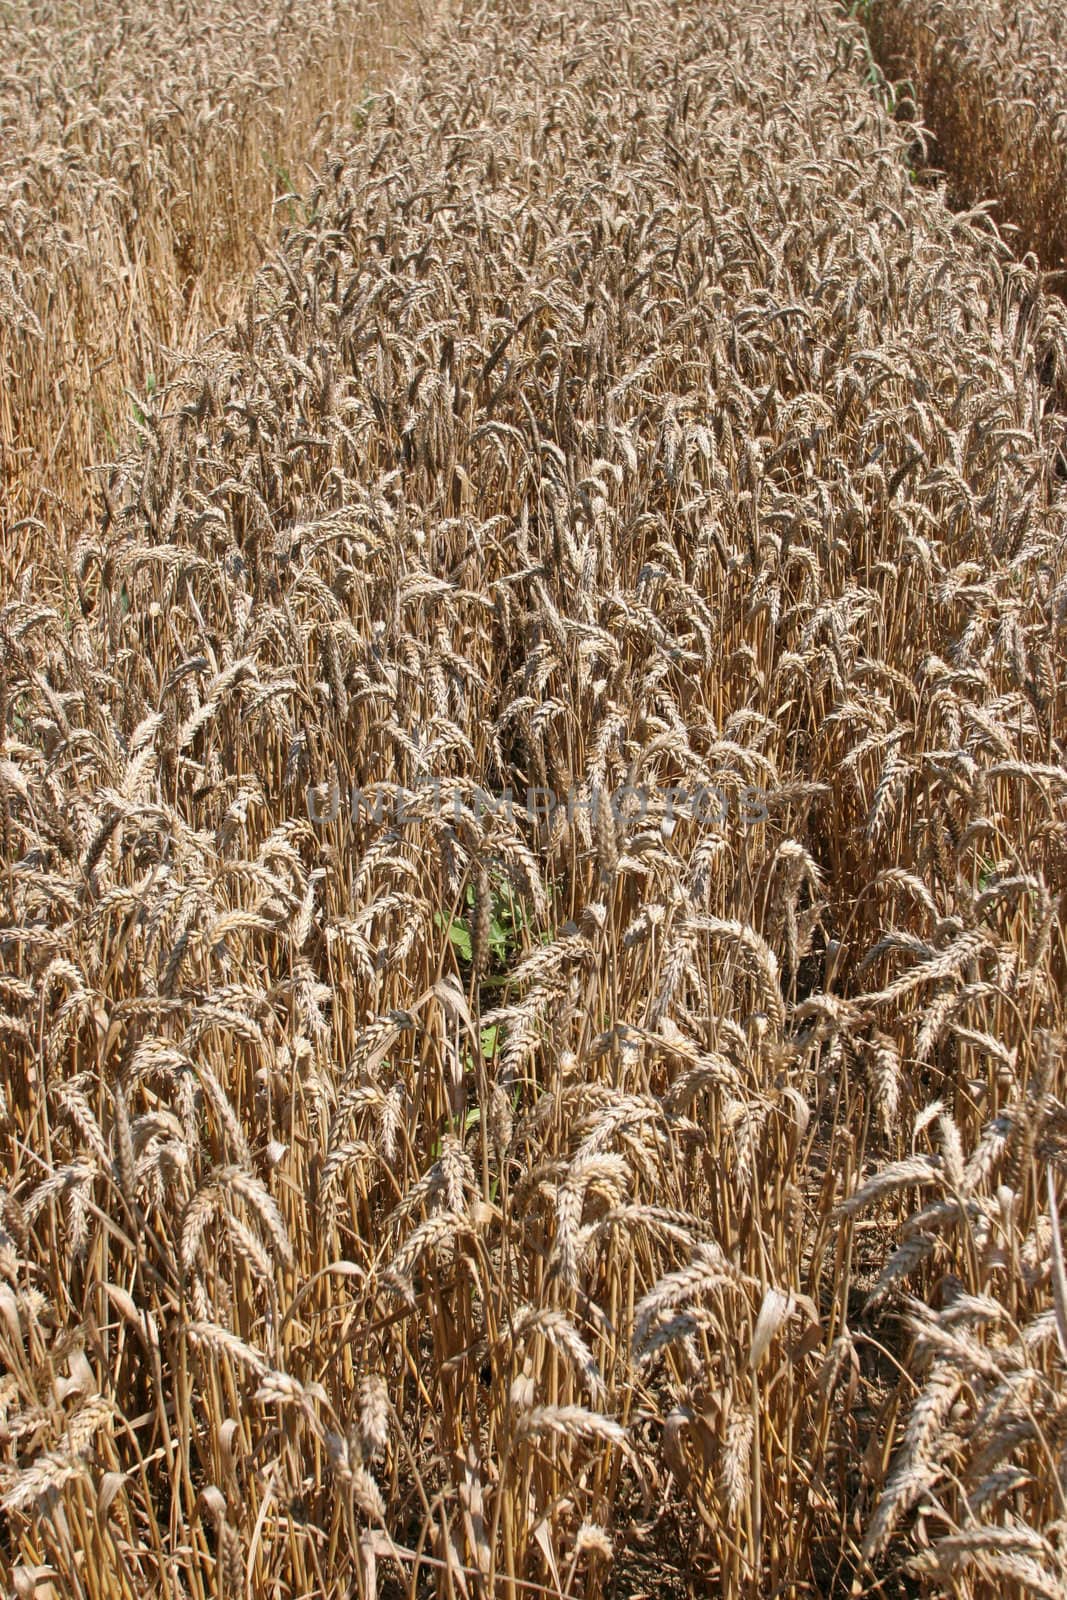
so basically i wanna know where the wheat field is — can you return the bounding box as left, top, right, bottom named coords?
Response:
left=1, top=0, right=1066, bottom=1596
left=0, top=0, right=424, bottom=579
left=869, top=0, right=1067, bottom=279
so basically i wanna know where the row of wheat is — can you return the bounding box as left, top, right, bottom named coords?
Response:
left=0, top=0, right=422, bottom=576
left=0, top=0, right=1065, bottom=1595
left=869, top=0, right=1067, bottom=280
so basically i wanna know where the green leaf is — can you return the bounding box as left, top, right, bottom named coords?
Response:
left=434, top=910, right=473, bottom=963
